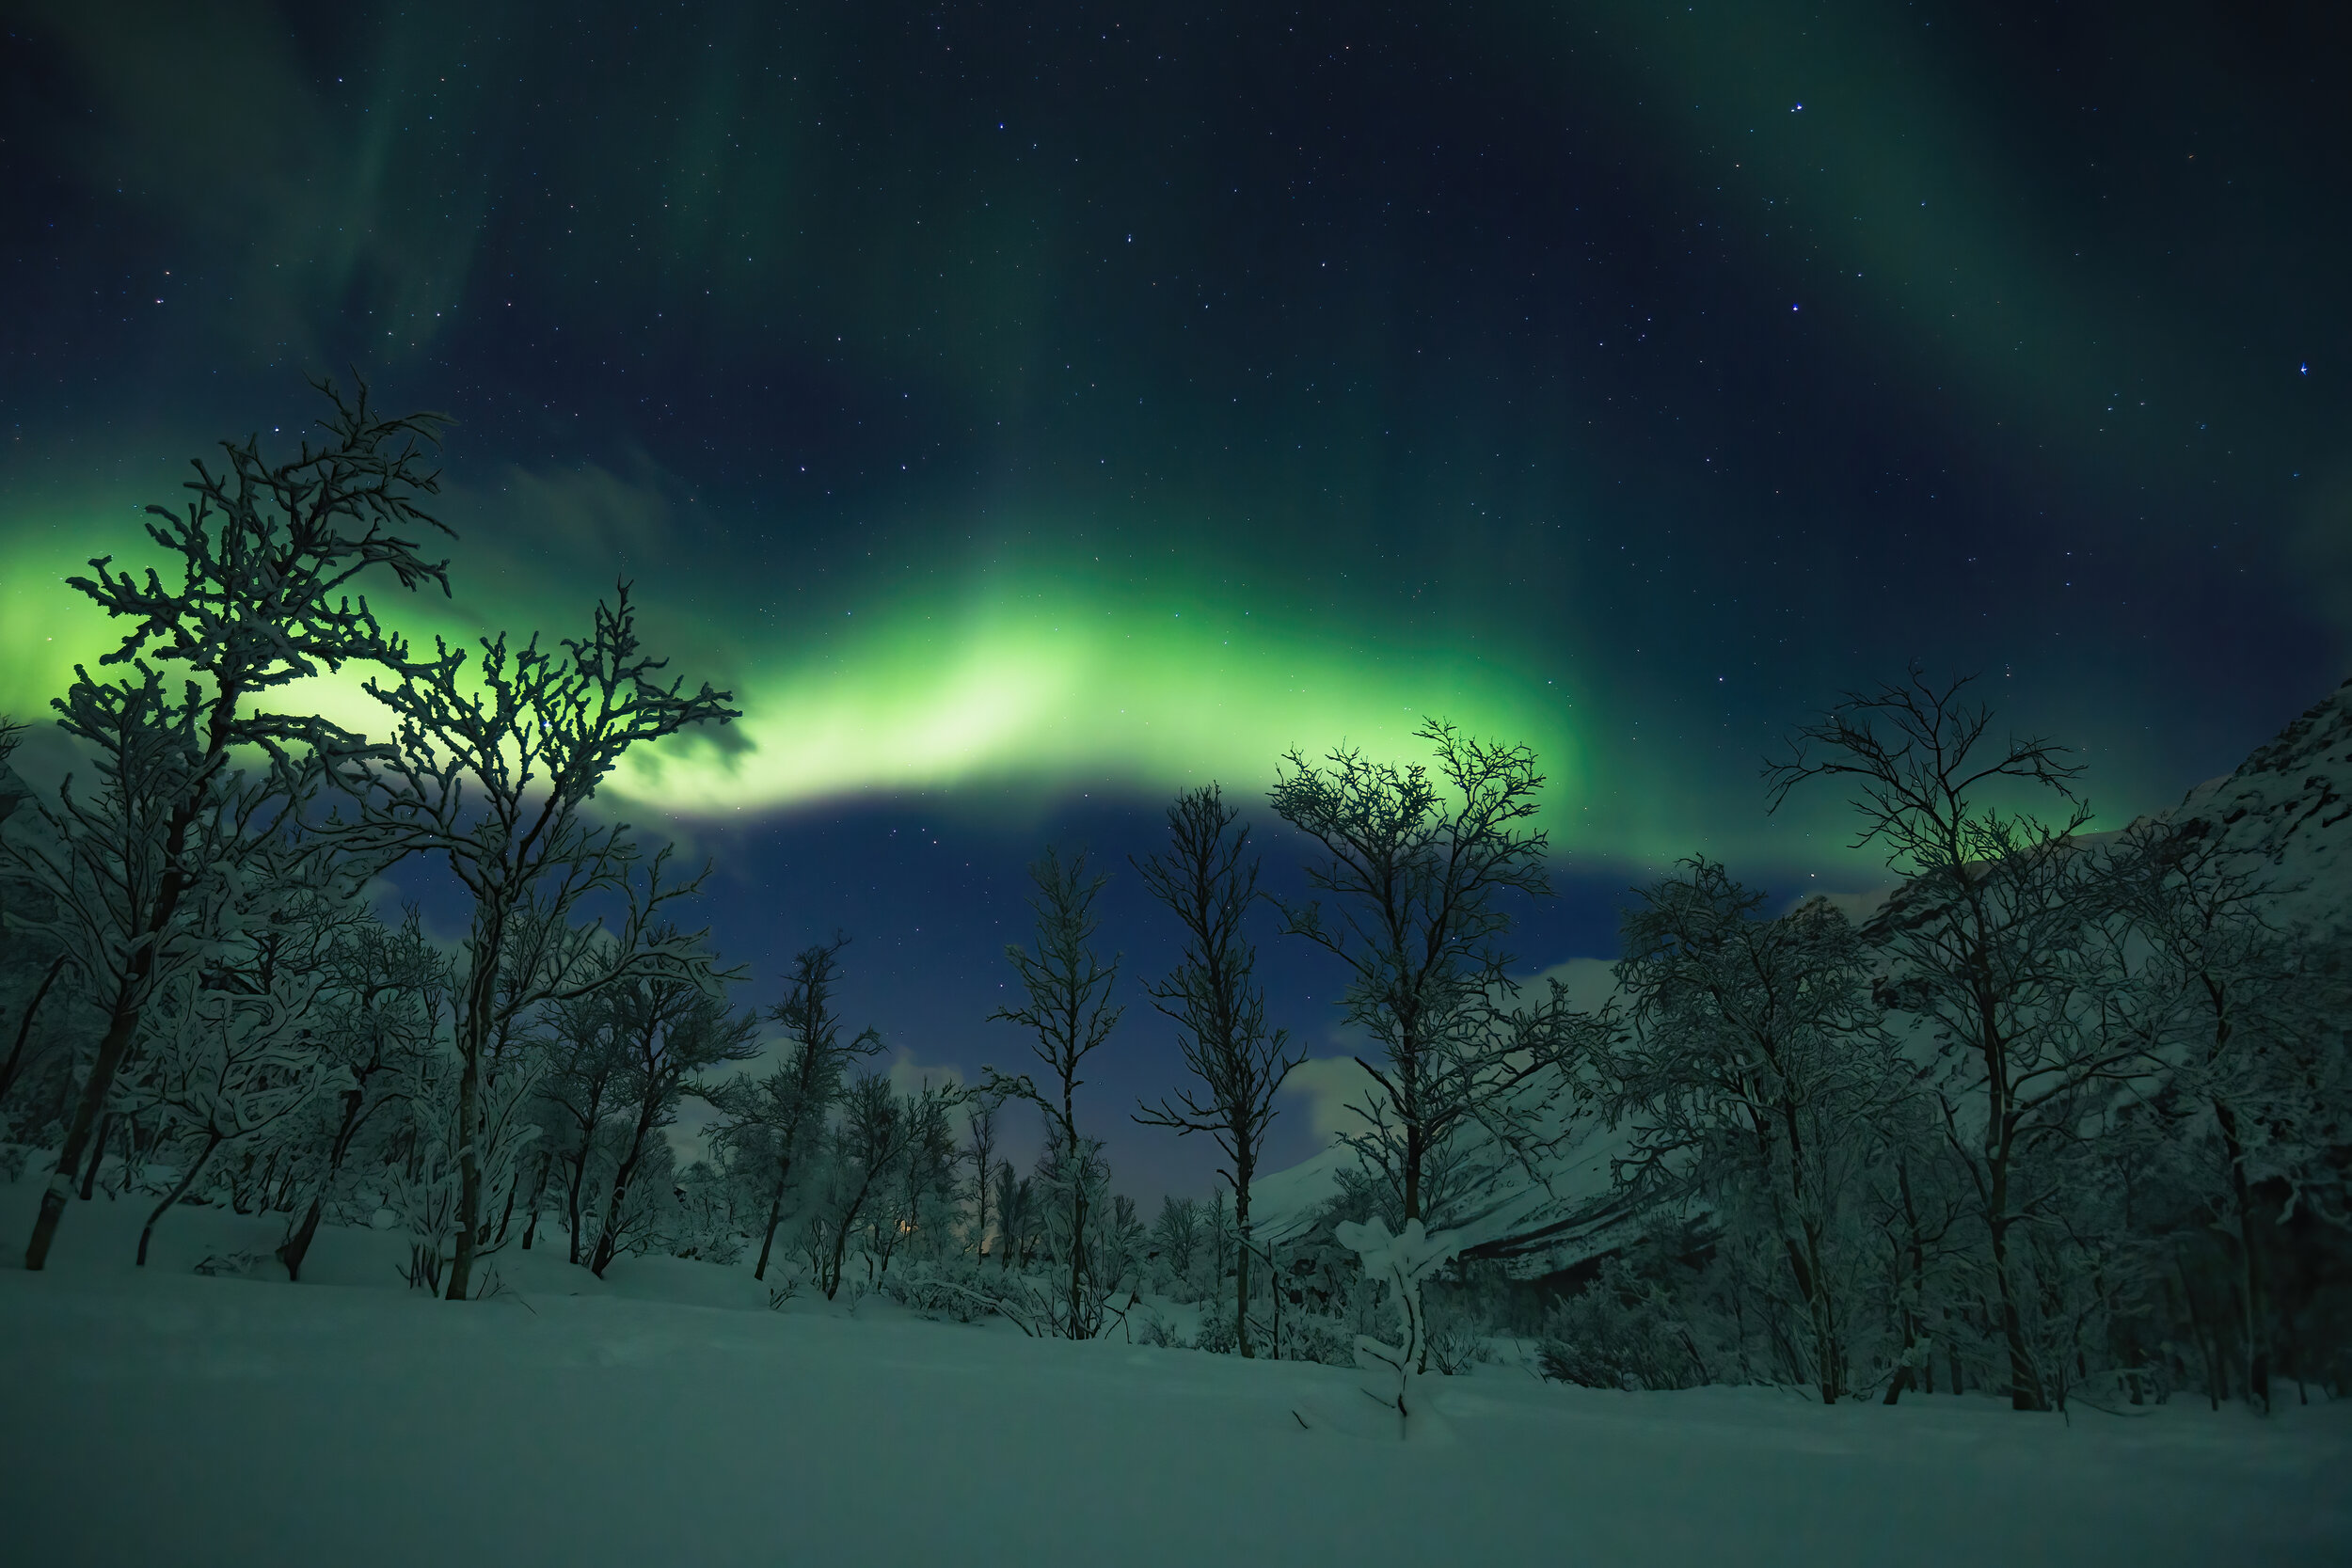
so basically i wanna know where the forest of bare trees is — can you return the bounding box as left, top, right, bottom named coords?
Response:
left=1, top=392, right=2344, bottom=1424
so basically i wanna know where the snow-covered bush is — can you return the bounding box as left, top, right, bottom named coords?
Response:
left=1535, top=1261, right=1707, bottom=1391
left=663, top=1158, right=747, bottom=1264
left=880, top=1257, right=1001, bottom=1323
left=1338, top=1215, right=1462, bottom=1419
left=1423, top=1298, right=1495, bottom=1376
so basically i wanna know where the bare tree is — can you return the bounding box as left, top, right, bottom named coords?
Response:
left=540, top=986, right=632, bottom=1265
left=1205, top=1186, right=1232, bottom=1291
left=589, top=965, right=757, bottom=1275
left=706, top=935, right=884, bottom=1280
left=277, top=908, right=452, bottom=1280
left=985, top=846, right=1123, bottom=1338
left=1133, top=784, right=1305, bottom=1357
left=1151, top=1195, right=1200, bottom=1290
left=874, top=1080, right=961, bottom=1273
left=993, top=1159, right=1036, bottom=1272
left=811, top=1071, right=921, bottom=1298
left=961, top=1095, right=999, bottom=1258
left=340, top=586, right=737, bottom=1299
left=1268, top=720, right=1578, bottom=1232
left=129, top=961, right=334, bottom=1266
left=1765, top=668, right=2157, bottom=1410
left=10, top=381, right=452, bottom=1272
left=2102, top=816, right=2319, bottom=1413
left=1603, top=860, right=1903, bottom=1403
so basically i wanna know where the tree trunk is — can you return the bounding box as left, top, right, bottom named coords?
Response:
left=564, top=1140, right=591, bottom=1266
left=278, top=1196, right=326, bottom=1283
left=1781, top=1225, right=1839, bottom=1403
left=25, top=752, right=217, bottom=1272
left=1269, top=1242, right=1283, bottom=1360
left=823, top=1174, right=878, bottom=1299
left=137, top=1132, right=222, bottom=1266
left=2215, top=1101, right=2271, bottom=1414
left=591, top=1104, right=660, bottom=1277
left=520, top=1150, right=551, bottom=1251
left=753, top=1153, right=794, bottom=1280
left=1988, top=1208, right=2043, bottom=1410
left=493, top=1169, right=521, bottom=1247
left=1401, top=1119, right=1423, bottom=1226
left=1234, top=1189, right=1256, bottom=1359
left=1067, top=1180, right=1089, bottom=1338
left=0, top=952, right=68, bottom=1111
left=79, top=1109, right=120, bottom=1201
left=279, top=1085, right=370, bottom=1283
left=443, top=902, right=507, bottom=1303
left=443, top=1034, right=485, bottom=1302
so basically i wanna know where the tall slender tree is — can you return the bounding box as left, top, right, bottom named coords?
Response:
left=1268, top=721, right=1578, bottom=1231
left=986, top=847, right=1123, bottom=1338
left=1765, top=668, right=2155, bottom=1410
left=961, top=1095, right=1000, bottom=1259
left=1133, top=784, right=1305, bottom=1357
left=589, top=965, right=757, bottom=1275
left=707, top=935, right=884, bottom=1280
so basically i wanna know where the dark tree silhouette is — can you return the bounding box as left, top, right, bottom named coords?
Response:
left=1133, top=784, right=1304, bottom=1357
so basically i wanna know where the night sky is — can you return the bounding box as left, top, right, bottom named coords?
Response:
left=3, top=2, right=2346, bottom=1197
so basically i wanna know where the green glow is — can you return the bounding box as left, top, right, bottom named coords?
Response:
left=0, top=467, right=2134, bottom=872
left=2, top=483, right=1733, bottom=857
left=611, top=574, right=1578, bottom=816
left=0, top=540, right=103, bottom=717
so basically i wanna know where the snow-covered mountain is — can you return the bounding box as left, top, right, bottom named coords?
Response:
left=2166, top=673, right=2352, bottom=943
left=1248, top=672, right=2352, bottom=1276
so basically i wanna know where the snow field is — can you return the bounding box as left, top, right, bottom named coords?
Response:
left=0, top=1180, right=2344, bottom=1567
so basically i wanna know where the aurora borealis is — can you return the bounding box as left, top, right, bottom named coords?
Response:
left=4, top=1, right=2346, bottom=1192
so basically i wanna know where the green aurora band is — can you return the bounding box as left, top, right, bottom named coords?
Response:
left=5, top=478, right=1722, bottom=854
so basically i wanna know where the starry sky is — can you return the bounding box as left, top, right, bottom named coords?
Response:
left=3, top=1, right=2346, bottom=1196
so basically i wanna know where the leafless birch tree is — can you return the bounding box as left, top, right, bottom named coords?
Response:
left=1133, top=784, right=1305, bottom=1357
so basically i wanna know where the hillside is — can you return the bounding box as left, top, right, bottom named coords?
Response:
left=1248, top=673, right=2352, bottom=1276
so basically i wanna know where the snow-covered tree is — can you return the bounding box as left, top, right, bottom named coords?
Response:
left=537, top=985, right=634, bottom=1265
left=276, top=907, right=453, bottom=1280
left=9, top=380, right=453, bottom=1272
left=1601, top=860, right=1906, bottom=1403
left=2098, top=816, right=2342, bottom=1411
left=1335, top=1215, right=1462, bottom=1427
left=128, top=956, right=336, bottom=1266
left=1767, top=669, right=2161, bottom=1410
left=584, top=961, right=757, bottom=1275
left=337, top=586, right=736, bottom=1300
left=1205, top=1187, right=1232, bottom=1295
left=873, top=1079, right=961, bottom=1272
left=1152, top=1195, right=1201, bottom=1294
left=992, top=1159, right=1038, bottom=1272
left=808, top=1071, right=921, bottom=1299
left=1134, top=784, right=1306, bottom=1356
left=704, top=934, right=884, bottom=1280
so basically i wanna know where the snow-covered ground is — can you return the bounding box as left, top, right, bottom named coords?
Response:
left=1, top=1180, right=2344, bottom=1568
